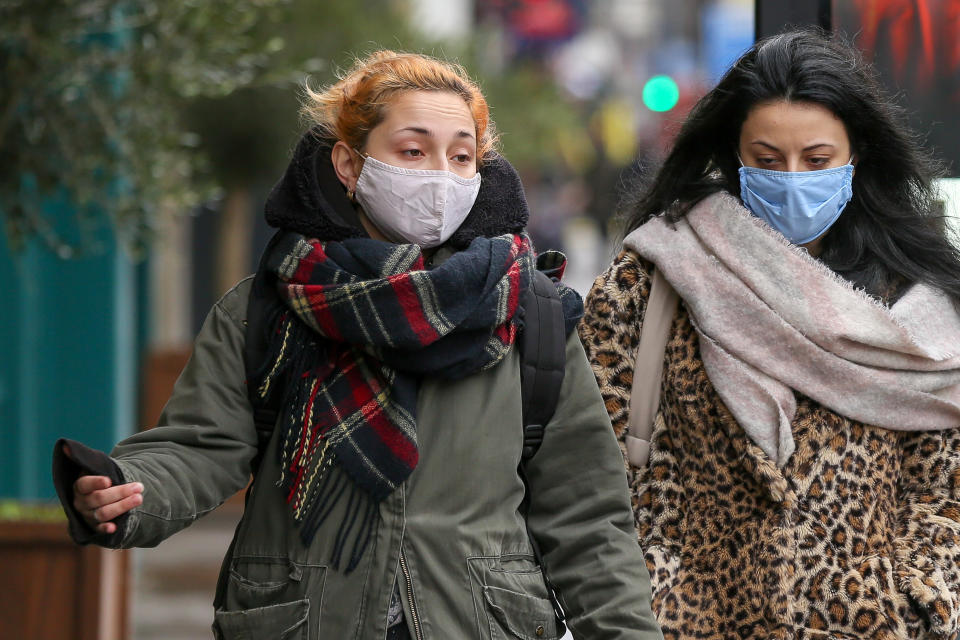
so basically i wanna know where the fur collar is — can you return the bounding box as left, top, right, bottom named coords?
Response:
left=264, top=129, right=530, bottom=247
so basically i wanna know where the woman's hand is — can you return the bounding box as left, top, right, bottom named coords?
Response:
left=63, top=443, right=143, bottom=535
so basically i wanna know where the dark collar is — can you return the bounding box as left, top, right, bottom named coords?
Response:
left=264, top=130, right=530, bottom=248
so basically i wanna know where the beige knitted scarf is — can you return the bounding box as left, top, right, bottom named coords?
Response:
left=624, top=191, right=960, bottom=467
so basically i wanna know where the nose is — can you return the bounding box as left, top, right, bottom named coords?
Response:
left=426, top=157, right=450, bottom=172
left=784, top=157, right=804, bottom=172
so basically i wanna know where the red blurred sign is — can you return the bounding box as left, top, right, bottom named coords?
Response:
left=848, top=0, right=960, bottom=87
left=510, top=0, right=579, bottom=40
left=835, top=0, right=960, bottom=174
left=477, top=0, right=584, bottom=43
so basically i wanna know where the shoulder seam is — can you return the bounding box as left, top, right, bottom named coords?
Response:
left=213, top=275, right=255, bottom=328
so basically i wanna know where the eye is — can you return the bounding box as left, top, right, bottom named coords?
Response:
left=452, top=153, right=472, bottom=164
left=402, top=149, right=424, bottom=158
left=807, top=156, right=830, bottom=167
left=757, top=156, right=779, bottom=166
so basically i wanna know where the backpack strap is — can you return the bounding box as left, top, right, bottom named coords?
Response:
left=626, top=267, right=679, bottom=469
left=518, top=270, right=567, bottom=460
left=243, top=232, right=286, bottom=474
left=517, top=269, right=569, bottom=630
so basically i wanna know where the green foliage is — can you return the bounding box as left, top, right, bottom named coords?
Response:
left=0, top=0, right=586, bottom=256
left=0, top=499, right=66, bottom=523
left=1, top=0, right=292, bottom=254
left=477, top=63, right=584, bottom=172
left=0, top=0, right=414, bottom=255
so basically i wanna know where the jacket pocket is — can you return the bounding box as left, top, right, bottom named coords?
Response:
left=226, top=556, right=325, bottom=609
left=795, top=555, right=908, bottom=638
left=483, top=585, right=560, bottom=640
left=213, top=599, right=309, bottom=640
left=895, top=558, right=960, bottom=637
left=221, top=556, right=326, bottom=640
left=467, top=555, right=561, bottom=640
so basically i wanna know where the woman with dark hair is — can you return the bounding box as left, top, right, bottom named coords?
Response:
left=579, top=29, right=960, bottom=638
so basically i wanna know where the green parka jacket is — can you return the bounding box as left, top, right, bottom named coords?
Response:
left=60, top=276, right=661, bottom=640
left=53, top=140, right=662, bottom=639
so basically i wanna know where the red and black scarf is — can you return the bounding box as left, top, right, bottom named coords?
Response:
left=254, top=231, right=580, bottom=570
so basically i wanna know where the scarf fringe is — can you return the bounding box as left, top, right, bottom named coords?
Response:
left=293, top=460, right=379, bottom=573
left=260, top=318, right=379, bottom=573
left=253, top=232, right=583, bottom=573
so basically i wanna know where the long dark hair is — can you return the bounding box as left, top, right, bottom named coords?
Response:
left=621, top=29, right=960, bottom=302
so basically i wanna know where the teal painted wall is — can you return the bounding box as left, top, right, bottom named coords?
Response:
left=0, top=197, right=137, bottom=500
left=0, top=233, right=22, bottom=497
left=0, top=4, right=143, bottom=501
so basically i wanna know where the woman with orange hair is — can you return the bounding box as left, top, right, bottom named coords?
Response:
left=52, top=52, right=662, bottom=639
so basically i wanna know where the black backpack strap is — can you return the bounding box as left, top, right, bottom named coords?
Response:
left=245, top=270, right=283, bottom=452
left=519, top=270, right=567, bottom=460
left=243, top=232, right=287, bottom=470
left=517, top=269, right=568, bottom=630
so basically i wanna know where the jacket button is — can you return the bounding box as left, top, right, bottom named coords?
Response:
left=536, top=625, right=544, bottom=636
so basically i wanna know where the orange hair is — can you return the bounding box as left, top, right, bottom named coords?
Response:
left=302, top=51, right=497, bottom=163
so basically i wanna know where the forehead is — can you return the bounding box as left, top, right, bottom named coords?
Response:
left=741, top=100, right=849, bottom=146
left=379, top=90, right=475, bottom=135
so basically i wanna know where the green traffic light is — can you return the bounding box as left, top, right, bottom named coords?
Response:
left=642, top=75, right=679, bottom=112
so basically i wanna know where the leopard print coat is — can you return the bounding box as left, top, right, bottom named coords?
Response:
left=578, top=248, right=960, bottom=640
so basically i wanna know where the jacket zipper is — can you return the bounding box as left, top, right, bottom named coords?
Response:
left=399, top=550, right=424, bottom=640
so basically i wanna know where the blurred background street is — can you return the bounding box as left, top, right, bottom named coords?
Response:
left=2, top=1, right=958, bottom=638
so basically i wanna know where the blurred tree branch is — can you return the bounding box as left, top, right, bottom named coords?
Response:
left=0, top=0, right=586, bottom=257
left=0, top=0, right=412, bottom=256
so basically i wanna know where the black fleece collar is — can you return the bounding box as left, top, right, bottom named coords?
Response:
left=264, top=129, right=530, bottom=248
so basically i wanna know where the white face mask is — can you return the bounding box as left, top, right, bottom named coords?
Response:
left=353, top=154, right=481, bottom=248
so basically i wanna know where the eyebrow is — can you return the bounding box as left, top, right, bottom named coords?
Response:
left=394, top=126, right=475, bottom=140
left=750, top=141, right=836, bottom=152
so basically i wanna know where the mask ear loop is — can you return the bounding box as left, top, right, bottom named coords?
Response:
left=346, top=147, right=367, bottom=201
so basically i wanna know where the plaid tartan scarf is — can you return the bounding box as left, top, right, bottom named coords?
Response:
left=254, top=231, right=580, bottom=570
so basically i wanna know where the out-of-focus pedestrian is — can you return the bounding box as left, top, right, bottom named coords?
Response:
left=580, top=29, right=960, bottom=639
left=52, top=51, right=663, bottom=639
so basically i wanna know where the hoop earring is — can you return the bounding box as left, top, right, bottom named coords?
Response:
left=346, top=189, right=355, bottom=202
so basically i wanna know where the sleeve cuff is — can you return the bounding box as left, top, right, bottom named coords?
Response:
left=896, top=554, right=960, bottom=635
left=52, top=437, right=129, bottom=547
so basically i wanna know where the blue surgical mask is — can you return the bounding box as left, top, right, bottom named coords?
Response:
left=738, top=160, right=854, bottom=245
